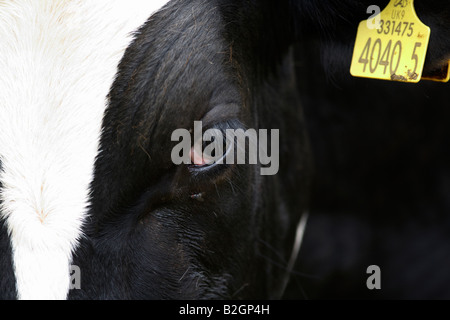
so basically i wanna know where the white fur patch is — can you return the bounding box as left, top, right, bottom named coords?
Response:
left=0, top=0, right=170, bottom=300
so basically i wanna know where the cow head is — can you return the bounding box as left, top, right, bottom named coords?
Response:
left=0, top=0, right=310, bottom=299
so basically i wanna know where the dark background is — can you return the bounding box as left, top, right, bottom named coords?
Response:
left=285, top=39, right=450, bottom=299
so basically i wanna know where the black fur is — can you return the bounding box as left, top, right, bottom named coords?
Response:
left=0, top=220, right=16, bottom=300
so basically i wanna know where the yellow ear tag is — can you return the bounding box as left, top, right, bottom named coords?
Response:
left=350, top=0, right=430, bottom=83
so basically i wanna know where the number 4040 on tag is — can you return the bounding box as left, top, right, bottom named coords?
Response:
left=350, top=0, right=430, bottom=83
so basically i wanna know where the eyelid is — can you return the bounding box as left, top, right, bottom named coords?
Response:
left=201, top=103, right=240, bottom=128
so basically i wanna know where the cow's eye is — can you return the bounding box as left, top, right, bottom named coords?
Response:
left=190, top=130, right=232, bottom=169
left=188, top=120, right=240, bottom=172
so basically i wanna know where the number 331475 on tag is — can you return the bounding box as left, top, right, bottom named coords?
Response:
left=350, top=0, right=430, bottom=83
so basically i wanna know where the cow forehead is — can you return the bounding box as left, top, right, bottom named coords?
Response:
left=0, top=0, right=171, bottom=300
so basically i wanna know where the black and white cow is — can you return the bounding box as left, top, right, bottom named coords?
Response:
left=1, top=0, right=450, bottom=300
left=0, top=0, right=310, bottom=300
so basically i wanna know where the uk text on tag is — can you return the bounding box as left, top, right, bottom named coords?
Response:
left=350, top=0, right=430, bottom=83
